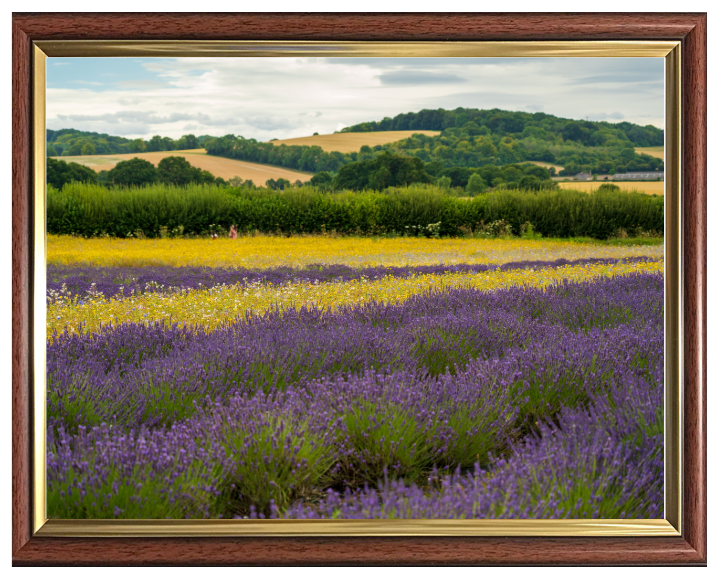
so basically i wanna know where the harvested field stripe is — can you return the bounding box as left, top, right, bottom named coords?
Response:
left=52, top=149, right=313, bottom=182
left=557, top=181, right=664, bottom=196
left=269, top=131, right=442, bottom=154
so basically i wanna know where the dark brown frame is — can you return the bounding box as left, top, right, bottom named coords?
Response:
left=12, top=13, right=706, bottom=566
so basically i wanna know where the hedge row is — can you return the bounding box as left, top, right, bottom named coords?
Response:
left=47, top=182, right=663, bottom=240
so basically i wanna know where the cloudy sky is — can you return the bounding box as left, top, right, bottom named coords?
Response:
left=46, top=57, right=664, bottom=142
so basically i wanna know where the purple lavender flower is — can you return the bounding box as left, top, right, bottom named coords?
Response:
left=47, top=272, right=664, bottom=519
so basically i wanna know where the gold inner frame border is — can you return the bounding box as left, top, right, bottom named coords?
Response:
left=32, top=40, right=681, bottom=537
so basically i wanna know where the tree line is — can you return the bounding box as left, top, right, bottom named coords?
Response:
left=204, top=134, right=352, bottom=173
left=51, top=107, right=664, bottom=181
left=48, top=151, right=561, bottom=196
left=47, top=156, right=226, bottom=189
left=46, top=128, right=213, bottom=157
left=204, top=109, right=663, bottom=178
left=310, top=152, right=557, bottom=194
left=341, top=107, right=663, bottom=148
left=371, top=123, right=663, bottom=176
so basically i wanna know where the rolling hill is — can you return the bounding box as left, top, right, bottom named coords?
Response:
left=50, top=149, right=313, bottom=184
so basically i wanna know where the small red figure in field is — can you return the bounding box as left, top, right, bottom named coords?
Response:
left=211, top=233, right=218, bottom=240
left=229, top=225, right=237, bottom=239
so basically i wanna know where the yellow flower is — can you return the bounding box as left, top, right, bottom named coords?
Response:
left=47, top=258, right=664, bottom=340
left=48, top=235, right=663, bottom=269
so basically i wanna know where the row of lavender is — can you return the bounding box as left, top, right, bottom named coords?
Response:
left=47, top=272, right=664, bottom=519
left=48, top=256, right=654, bottom=298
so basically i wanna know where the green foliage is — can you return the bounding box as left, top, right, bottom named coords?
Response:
left=107, top=158, right=158, bottom=187
left=342, top=107, right=663, bottom=147
left=437, top=176, right=452, bottom=190
left=99, top=156, right=218, bottom=188
left=215, top=417, right=336, bottom=517
left=340, top=108, right=664, bottom=176
left=466, top=173, right=487, bottom=195
left=146, top=135, right=164, bottom=152
left=434, top=162, right=555, bottom=191
left=157, top=155, right=194, bottom=185
left=343, top=402, right=440, bottom=486
left=47, top=447, right=219, bottom=519
left=176, top=134, right=199, bottom=150
left=48, top=182, right=238, bottom=238
left=128, top=138, right=146, bottom=153
left=520, top=221, right=543, bottom=240
left=157, top=156, right=214, bottom=186
left=309, top=171, right=334, bottom=189
left=333, top=151, right=432, bottom=191
left=48, top=182, right=663, bottom=240
left=46, top=128, right=209, bottom=157
left=206, top=135, right=350, bottom=173
left=517, top=175, right=558, bottom=191
left=265, top=178, right=292, bottom=190
left=438, top=166, right=476, bottom=188
left=46, top=158, right=98, bottom=188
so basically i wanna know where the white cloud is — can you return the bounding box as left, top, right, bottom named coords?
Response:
left=46, top=57, right=665, bottom=141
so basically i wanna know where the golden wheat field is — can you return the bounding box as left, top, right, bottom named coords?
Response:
left=558, top=181, right=664, bottom=195
left=53, top=149, right=313, bottom=183
left=527, top=160, right=565, bottom=172
left=269, top=131, right=442, bottom=154
left=634, top=146, right=665, bottom=160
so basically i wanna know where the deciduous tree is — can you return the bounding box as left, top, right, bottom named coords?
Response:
left=47, top=158, right=98, bottom=188
left=108, top=157, right=157, bottom=187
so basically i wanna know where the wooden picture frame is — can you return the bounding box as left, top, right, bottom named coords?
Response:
left=12, top=12, right=706, bottom=565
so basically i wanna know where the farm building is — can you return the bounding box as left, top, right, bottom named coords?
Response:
left=614, top=171, right=664, bottom=181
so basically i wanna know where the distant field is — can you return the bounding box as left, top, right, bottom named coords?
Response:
left=635, top=146, right=664, bottom=160
left=52, top=149, right=313, bottom=183
left=527, top=160, right=564, bottom=172
left=558, top=181, right=664, bottom=195
left=269, top=131, right=442, bottom=153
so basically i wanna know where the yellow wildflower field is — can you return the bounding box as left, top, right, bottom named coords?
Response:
left=48, top=235, right=664, bottom=269
left=48, top=259, right=663, bottom=340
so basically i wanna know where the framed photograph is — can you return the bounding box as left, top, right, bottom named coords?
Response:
left=12, top=13, right=706, bottom=566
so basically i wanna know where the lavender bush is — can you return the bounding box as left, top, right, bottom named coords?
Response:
left=48, top=256, right=656, bottom=299
left=281, top=374, right=663, bottom=519
left=47, top=272, right=664, bottom=519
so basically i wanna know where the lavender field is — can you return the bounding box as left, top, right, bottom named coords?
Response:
left=46, top=238, right=664, bottom=520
